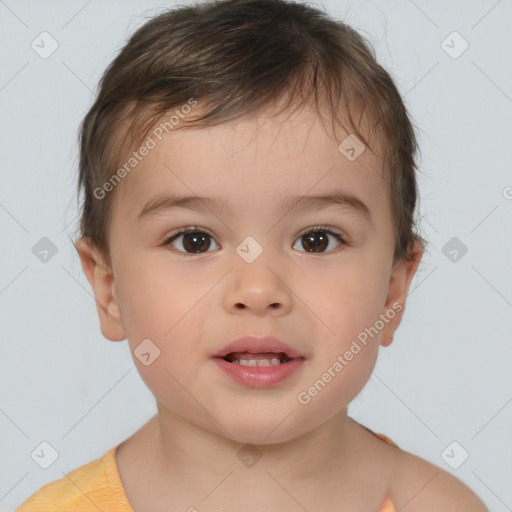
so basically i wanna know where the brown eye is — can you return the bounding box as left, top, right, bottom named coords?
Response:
left=164, top=226, right=346, bottom=256
left=293, top=228, right=346, bottom=253
left=301, top=231, right=328, bottom=252
left=165, top=229, right=220, bottom=254
left=181, top=232, right=211, bottom=253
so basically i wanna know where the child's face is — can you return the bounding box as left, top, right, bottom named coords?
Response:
left=77, top=102, right=422, bottom=444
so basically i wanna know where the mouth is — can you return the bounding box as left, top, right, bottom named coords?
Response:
left=211, top=336, right=305, bottom=387
left=213, top=335, right=303, bottom=360
left=221, top=351, right=295, bottom=367
left=212, top=347, right=305, bottom=387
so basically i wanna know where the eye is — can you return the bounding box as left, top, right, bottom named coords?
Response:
left=163, top=225, right=347, bottom=256
left=292, top=227, right=347, bottom=253
left=164, top=227, right=220, bottom=255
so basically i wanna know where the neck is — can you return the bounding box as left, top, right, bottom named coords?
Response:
left=149, top=405, right=357, bottom=484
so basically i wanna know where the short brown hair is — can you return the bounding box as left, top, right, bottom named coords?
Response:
left=75, top=0, right=426, bottom=266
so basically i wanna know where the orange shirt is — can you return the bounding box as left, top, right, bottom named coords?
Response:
left=17, top=433, right=397, bottom=511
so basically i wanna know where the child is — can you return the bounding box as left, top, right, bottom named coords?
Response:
left=17, top=0, right=488, bottom=510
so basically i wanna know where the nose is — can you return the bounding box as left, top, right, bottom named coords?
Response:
left=223, top=251, right=293, bottom=316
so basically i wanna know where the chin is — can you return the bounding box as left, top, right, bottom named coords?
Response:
left=216, top=412, right=311, bottom=447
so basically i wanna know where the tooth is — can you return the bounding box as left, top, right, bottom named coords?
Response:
left=233, top=358, right=283, bottom=367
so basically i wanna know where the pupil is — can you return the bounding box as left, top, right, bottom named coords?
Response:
left=183, top=232, right=210, bottom=253
left=303, top=232, right=327, bottom=252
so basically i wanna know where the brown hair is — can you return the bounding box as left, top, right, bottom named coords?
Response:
left=75, top=0, right=426, bottom=267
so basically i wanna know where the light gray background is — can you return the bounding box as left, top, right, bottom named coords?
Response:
left=1, top=0, right=511, bottom=510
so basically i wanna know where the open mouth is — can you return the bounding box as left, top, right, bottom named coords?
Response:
left=213, top=345, right=304, bottom=387
left=222, top=351, right=293, bottom=367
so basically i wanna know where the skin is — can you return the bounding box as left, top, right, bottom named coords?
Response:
left=75, top=101, right=487, bottom=511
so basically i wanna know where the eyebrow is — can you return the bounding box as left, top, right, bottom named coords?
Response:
left=138, top=191, right=373, bottom=224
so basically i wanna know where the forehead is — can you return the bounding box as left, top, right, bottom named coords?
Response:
left=110, top=103, right=389, bottom=227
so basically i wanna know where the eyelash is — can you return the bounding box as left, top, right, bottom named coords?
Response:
left=162, top=225, right=347, bottom=257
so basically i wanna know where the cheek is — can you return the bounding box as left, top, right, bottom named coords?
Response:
left=132, top=351, right=215, bottom=434
left=115, top=257, right=212, bottom=378
left=117, top=269, right=206, bottom=414
left=301, top=255, right=388, bottom=351
left=295, top=335, right=379, bottom=420
left=116, top=254, right=205, bottom=340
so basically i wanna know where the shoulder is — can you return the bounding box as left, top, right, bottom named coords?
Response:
left=390, top=449, right=488, bottom=512
left=16, top=448, right=120, bottom=511
left=16, top=474, right=90, bottom=512
left=16, top=474, right=83, bottom=511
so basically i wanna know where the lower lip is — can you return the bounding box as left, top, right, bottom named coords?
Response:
left=212, top=357, right=304, bottom=388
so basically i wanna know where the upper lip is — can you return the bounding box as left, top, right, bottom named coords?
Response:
left=213, top=336, right=303, bottom=359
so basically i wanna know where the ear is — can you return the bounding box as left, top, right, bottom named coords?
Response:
left=74, top=237, right=127, bottom=341
left=380, top=239, right=424, bottom=347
